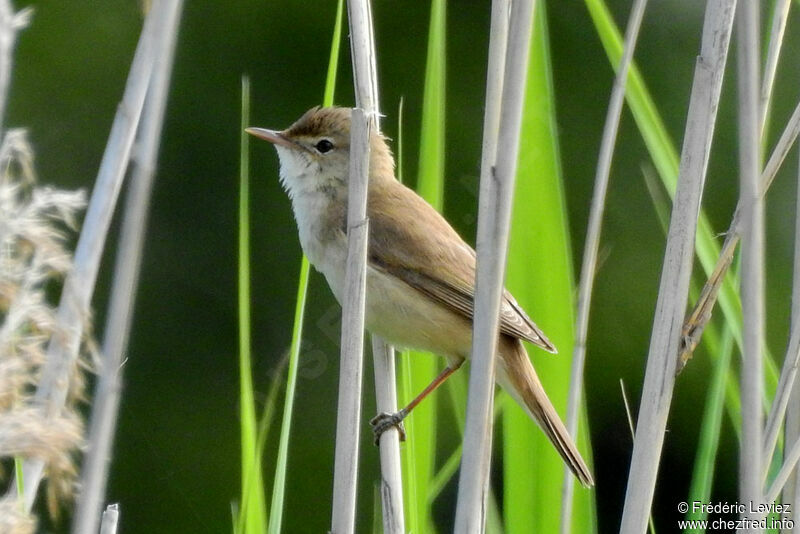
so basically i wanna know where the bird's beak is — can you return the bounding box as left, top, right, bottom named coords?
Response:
left=245, top=127, right=295, bottom=149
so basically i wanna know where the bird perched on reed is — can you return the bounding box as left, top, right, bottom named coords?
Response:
left=247, top=106, right=594, bottom=487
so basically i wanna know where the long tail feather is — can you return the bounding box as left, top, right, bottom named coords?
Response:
left=496, top=337, right=594, bottom=487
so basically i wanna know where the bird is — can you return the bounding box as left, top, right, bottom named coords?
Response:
left=246, top=106, right=594, bottom=487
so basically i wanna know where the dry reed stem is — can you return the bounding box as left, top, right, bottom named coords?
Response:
left=764, top=245, right=800, bottom=471
left=347, top=0, right=379, bottom=117
left=330, top=107, right=371, bottom=534
left=678, top=100, right=800, bottom=369
left=475, top=0, right=509, bottom=171
left=347, top=0, right=403, bottom=525
left=371, top=336, right=405, bottom=534
left=330, top=1, right=389, bottom=531
left=678, top=7, right=800, bottom=368
left=785, top=151, right=800, bottom=522
left=16, top=0, right=168, bottom=509
left=454, top=0, right=533, bottom=531
left=618, top=1, right=736, bottom=531
left=759, top=0, right=791, bottom=133
left=736, top=0, right=764, bottom=518
left=99, top=503, right=119, bottom=534
left=70, top=3, right=184, bottom=533
left=329, top=1, right=382, bottom=532
left=766, top=436, right=800, bottom=505
left=561, top=0, right=647, bottom=528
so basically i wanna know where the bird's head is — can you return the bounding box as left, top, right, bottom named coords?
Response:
left=247, top=106, right=393, bottom=201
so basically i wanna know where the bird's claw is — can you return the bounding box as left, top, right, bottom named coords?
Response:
left=370, top=411, right=407, bottom=445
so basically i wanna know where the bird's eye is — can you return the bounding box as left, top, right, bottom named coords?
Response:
left=315, top=139, right=334, bottom=153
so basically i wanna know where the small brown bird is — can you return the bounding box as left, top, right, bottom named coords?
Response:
left=247, top=106, right=594, bottom=487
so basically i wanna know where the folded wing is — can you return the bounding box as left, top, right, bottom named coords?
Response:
left=367, top=179, right=556, bottom=353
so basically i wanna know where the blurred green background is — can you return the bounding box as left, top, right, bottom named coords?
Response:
left=9, top=0, right=800, bottom=531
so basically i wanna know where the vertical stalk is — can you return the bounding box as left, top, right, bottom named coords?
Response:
left=330, top=107, right=371, bottom=534
left=330, top=2, right=380, bottom=531
left=71, top=3, right=184, bottom=533
left=561, top=0, right=647, bottom=529
left=784, top=151, right=800, bottom=528
left=453, top=0, right=534, bottom=531
left=759, top=0, right=791, bottom=134
left=619, top=1, right=735, bottom=531
left=736, top=0, right=764, bottom=521
left=372, top=337, right=405, bottom=534
left=762, top=104, right=800, bottom=469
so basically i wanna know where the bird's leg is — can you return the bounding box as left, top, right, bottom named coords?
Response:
left=370, top=360, right=464, bottom=445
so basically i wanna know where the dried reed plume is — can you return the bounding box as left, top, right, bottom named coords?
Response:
left=0, top=129, right=88, bottom=527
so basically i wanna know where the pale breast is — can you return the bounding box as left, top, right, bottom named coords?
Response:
left=291, top=190, right=348, bottom=293
left=364, top=266, right=472, bottom=363
left=292, top=191, right=471, bottom=363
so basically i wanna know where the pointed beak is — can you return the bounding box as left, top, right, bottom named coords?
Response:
left=245, top=127, right=295, bottom=149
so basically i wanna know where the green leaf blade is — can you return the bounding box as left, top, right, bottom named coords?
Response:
left=238, top=75, right=268, bottom=534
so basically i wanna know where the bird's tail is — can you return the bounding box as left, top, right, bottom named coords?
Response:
left=496, top=337, right=594, bottom=487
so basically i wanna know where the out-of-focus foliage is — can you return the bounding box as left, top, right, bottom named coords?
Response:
left=10, top=0, right=800, bottom=531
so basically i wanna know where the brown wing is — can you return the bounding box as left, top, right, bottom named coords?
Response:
left=367, top=177, right=556, bottom=353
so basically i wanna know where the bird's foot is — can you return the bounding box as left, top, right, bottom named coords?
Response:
left=370, top=410, right=407, bottom=445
